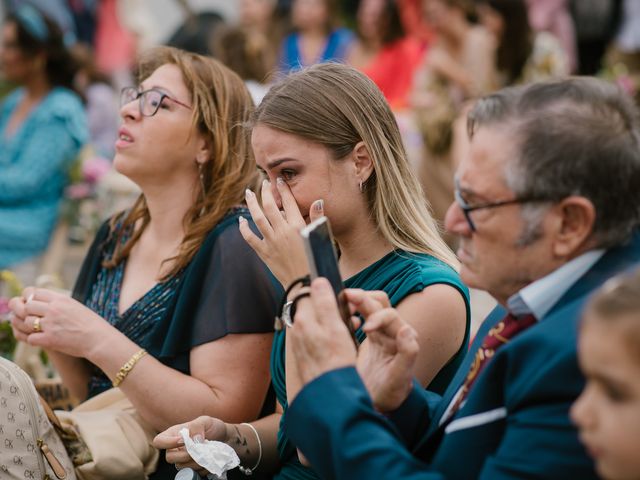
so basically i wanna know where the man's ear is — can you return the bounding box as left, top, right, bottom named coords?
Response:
left=352, top=141, right=374, bottom=183
left=551, top=196, right=596, bottom=257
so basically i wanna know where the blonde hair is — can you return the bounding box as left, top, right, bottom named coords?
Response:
left=253, top=63, right=458, bottom=268
left=584, top=268, right=640, bottom=362
left=105, top=46, right=259, bottom=278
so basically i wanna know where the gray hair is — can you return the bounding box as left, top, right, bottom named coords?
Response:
left=468, top=77, right=640, bottom=248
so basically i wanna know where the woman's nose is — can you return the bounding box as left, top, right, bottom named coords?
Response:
left=119, top=97, right=139, bottom=120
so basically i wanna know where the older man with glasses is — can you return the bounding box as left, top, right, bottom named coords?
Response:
left=281, top=77, right=640, bottom=480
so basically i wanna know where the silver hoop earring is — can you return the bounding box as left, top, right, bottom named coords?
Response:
left=359, top=180, right=364, bottom=193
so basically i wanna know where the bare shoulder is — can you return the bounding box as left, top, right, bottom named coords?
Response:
left=396, top=283, right=467, bottom=321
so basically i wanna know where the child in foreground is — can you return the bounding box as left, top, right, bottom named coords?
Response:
left=571, top=268, right=640, bottom=480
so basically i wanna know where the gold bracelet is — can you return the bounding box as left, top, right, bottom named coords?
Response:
left=112, top=349, right=147, bottom=387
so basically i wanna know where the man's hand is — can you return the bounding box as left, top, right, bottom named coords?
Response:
left=288, top=278, right=358, bottom=400
left=347, top=289, right=420, bottom=412
left=289, top=280, right=419, bottom=412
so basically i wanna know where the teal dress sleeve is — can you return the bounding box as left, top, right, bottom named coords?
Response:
left=344, top=251, right=470, bottom=394
left=271, top=250, right=470, bottom=480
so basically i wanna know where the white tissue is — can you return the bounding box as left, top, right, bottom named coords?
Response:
left=179, top=428, right=240, bottom=480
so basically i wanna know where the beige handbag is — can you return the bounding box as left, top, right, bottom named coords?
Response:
left=0, top=355, right=76, bottom=480
left=53, top=388, right=159, bottom=480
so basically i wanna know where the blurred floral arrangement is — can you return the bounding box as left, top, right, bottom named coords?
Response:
left=63, top=153, right=112, bottom=243
left=0, top=270, right=22, bottom=358
left=601, top=62, right=640, bottom=103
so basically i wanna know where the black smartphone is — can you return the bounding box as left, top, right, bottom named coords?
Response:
left=301, top=216, right=358, bottom=347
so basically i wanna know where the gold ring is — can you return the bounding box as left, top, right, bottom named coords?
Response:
left=32, top=317, right=42, bottom=333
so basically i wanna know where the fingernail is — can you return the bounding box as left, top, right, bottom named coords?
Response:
left=245, top=189, right=254, bottom=199
left=262, top=179, right=270, bottom=189
left=313, top=200, right=324, bottom=212
left=276, top=176, right=284, bottom=187
left=26, top=293, right=34, bottom=303
left=238, top=215, right=246, bottom=224
left=193, top=434, right=204, bottom=443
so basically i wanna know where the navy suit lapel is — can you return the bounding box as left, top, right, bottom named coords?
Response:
left=421, top=305, right=506, bottom=441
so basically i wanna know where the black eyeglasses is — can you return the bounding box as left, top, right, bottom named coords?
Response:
left=454, top=180, right=547, bottom=232
left=120, top=87, right=192, bottom=117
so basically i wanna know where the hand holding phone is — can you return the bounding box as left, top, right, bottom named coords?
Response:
left=301, top=216, right=358, bottom=347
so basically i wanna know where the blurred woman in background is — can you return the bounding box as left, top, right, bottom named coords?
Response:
left=72, top=42, right=119, bottom=159
left=279, top=0, right=353, bottom=73
left=0, top=4, right=87, bottom=282
left=476, top=0, right=568, bottom=86
left=525, top=0, right=576, bottom=72
left=411, top=0, right=496, bottom=139
left=410, top=0, right=496, bottom=244
left=237, top=0, right=281, bottom=82
left=215, top=25, right=273, bottom=105
left=347, top=0, right=424, bottom=109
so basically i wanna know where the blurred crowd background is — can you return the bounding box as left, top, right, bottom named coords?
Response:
left=0, top=0, right=639, bottom=339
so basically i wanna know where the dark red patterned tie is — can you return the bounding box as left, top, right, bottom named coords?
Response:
left=448, top=312, right=537, bottom=417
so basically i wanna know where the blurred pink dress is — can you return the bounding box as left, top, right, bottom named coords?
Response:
left=526, top=0, right=577, bottom=72
left=94, top=0, right=136, bottom=76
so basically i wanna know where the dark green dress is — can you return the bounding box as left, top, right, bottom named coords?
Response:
left=270, top=250, right=471, bottom=480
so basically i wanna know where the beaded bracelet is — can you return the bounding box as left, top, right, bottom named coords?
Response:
left=112, top=348, right=147, bottom=387
left=238, top=423, right=262, bottom=476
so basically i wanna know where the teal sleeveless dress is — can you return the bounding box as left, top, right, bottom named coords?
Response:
left=270, top=250, right=471, bottom=480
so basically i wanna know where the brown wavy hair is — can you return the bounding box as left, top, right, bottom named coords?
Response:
left=104, top=46, right=259, bottom=279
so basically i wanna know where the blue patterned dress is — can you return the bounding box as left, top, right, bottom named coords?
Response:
left=0, top=87, right=87, bottom=268
left=279, top=28, right=354, bottom=73
left=84, top=226, right=186, bottom=397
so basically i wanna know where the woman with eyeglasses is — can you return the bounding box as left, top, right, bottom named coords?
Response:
left=0, top=5, right=87, bottom=282
left=9, top=46, right=280, bottom=479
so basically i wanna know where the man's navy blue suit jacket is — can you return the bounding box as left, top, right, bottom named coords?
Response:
left=285, top=233, right=640, bottom=479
